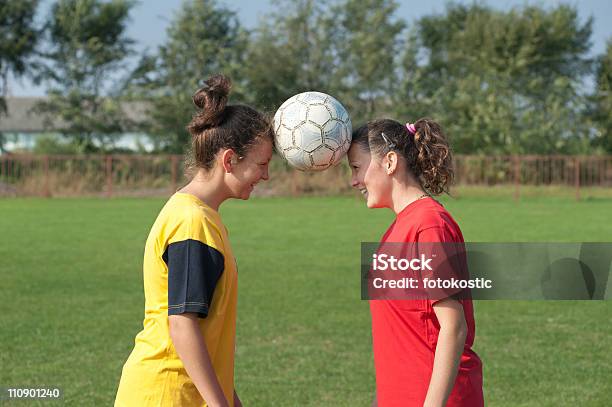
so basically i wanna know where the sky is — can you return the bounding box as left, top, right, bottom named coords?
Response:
left=9, top=0, right=612, bottom=96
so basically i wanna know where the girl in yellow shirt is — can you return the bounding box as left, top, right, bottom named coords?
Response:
left=115, top=74, right=273, bottom=407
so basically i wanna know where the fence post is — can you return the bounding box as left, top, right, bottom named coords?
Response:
left=574, top=156, right=580, bottom=201
left=171, top=155, right=178, bottom=193
left=513, top=155, right=520, bottom=202
left=106, top=155, right=113, bottom=198
left=43, top=155, right=50, bottom=198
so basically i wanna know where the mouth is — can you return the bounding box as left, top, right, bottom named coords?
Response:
left=359, top=188, right=368, bottom=196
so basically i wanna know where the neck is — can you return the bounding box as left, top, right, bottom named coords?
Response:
left=178, top=169, right=229, bottom=211
left=390, top=182, right=427, bottom=215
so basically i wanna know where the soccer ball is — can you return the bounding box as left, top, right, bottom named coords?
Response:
left=273, top=91, right=352, bottom=171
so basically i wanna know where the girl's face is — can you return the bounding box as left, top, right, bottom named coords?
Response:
left=228, top=137, right=273, bottom=200
left=347, top=143, right=392, bottom=209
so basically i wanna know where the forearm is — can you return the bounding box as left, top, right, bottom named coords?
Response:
left=169, top=315, right=228, bottom=407
left=424, top=325, right=467, bottom=407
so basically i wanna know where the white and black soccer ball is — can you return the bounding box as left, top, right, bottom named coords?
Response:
left=273, top=91, right=352, bottom=171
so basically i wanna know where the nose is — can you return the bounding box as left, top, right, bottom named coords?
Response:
left=261, top=166, right=270, bottom=181
left=351, top=175, right=360, bottom=189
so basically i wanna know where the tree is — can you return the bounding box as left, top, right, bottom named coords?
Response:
left=0, top=0, right=39, bottom=152
left=244, top=0, right=340, bottom=110
left=395, top=3, right=593, bottom=154
left=591, top=39, right=612, bottom=153
left=128, top=0, right=248, bottom=153
left=35, top=0, right=135, bottom=152
left=335, top=0, right=405, bottom=121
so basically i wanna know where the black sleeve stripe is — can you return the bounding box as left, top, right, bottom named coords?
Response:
left=163, top=239, right=224, bottom=319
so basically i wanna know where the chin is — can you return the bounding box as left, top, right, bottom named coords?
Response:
left=239, top=192, right=251, bottom=200
left=366, top=196, right=386, bottom=209
left=365, top=195, right=377, bottom=208
left=231, top=184, right=254, bottom=200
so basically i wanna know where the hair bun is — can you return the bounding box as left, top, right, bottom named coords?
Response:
left=189, top=74, right=232, bottom=132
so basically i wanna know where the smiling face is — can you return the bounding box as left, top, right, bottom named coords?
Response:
left=347, top=143, right=393, bottom=209
left=227, top=137, right=273, bottom=200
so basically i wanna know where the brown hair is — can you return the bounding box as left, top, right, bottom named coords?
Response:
left=186, top=74, right=273, bottom=172
left=352, top=118, right=453, bottom=195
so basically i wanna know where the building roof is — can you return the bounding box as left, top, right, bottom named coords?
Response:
left=0, top=97, right=148, bottom=133
left=1, top=97, right=53, bottom=132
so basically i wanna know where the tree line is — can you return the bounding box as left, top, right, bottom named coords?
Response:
left=1, top=0, right=611, bottom=155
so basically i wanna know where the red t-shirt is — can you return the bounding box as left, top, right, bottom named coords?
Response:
left=371, top=197, right=484, bottom=407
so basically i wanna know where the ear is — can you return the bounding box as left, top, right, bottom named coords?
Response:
left=221, top=149, right=237, bottom=173
left=384, top=151, right=398, bottom=175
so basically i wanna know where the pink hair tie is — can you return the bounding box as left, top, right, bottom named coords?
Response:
left=406, top=123, right=416, bottom=134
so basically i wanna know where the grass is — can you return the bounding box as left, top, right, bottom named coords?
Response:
left=0, top=194, right=611, bottom=406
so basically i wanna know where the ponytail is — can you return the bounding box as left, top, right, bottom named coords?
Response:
left=412, top=118, right=453, bottom=195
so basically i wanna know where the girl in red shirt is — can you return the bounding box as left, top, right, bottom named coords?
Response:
left=347, top=118, right=484, bottom=407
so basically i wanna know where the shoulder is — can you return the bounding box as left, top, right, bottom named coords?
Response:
left=397, top=198, right=463, bottom=242
left=159, top=195, right=226, bottom=251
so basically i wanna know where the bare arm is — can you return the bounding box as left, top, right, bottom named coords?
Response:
left=423, top=298, right=468, bottom=407
left=169, top=313, right=229, bottom=407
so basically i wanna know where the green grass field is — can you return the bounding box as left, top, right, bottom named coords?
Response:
left=1, top=194, right=611, bottom=406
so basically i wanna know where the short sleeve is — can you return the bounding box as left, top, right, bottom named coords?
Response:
left=415, top=224, right=458, bottom=243
left=163, top=239, right=224, bottom=318
left=416, top=226, right=469, bottom=305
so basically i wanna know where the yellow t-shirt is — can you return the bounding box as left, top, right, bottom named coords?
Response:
left=115, top=193, right=238, bottom=407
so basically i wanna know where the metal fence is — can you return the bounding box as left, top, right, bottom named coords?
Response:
left=0, top=154, right=182, bottom=198
left=455, top=155, right=612, bottom=200
left=1, top=154, right=611, bottom=199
